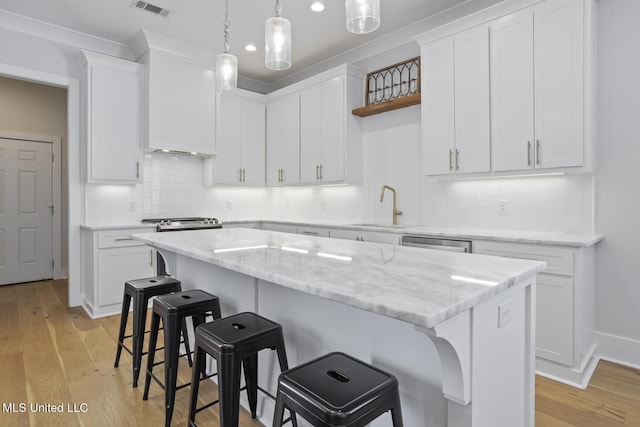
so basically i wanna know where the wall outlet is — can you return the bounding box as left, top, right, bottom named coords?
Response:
left=498, top=300, right=513, bottom=328
left=498, top=199, right=509, bottom=216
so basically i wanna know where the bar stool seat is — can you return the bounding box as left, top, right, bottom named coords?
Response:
left=188, top=312, right=297, bottom=427
left=143, top=289, right=222, bottom=427
left=272, top=352, right=403, bottom=427
left=114, top=275, right=190, bottom=387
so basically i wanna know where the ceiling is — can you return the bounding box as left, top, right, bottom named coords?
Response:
left=0, top=0, right=469, bottom=83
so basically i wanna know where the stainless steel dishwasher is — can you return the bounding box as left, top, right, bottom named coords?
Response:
left=400, top=235, right=472, bottom=253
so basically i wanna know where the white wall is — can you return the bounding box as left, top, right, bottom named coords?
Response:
left=594, top=0, right=640, bottom=364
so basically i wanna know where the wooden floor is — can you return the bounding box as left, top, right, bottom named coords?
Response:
left=1, top=280, right=639, bottom=426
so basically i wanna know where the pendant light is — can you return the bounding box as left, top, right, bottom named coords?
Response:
left=265, top=0, right=291, bottom=70
left=216, top=0, right=237, bottom=90
left=345, top=0, right=380, bottom=34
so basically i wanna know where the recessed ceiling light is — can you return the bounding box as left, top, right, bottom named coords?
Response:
left=244, top=43, right=257, bottom=52
left=310, top=1, right=325, bottom=12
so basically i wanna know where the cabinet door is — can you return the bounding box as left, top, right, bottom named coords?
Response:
left=266, top=93, right=300, bottom=186
left=215, top=93, right=243, bottom=184
left=533, top=0, right=584, bottom=169
left=454, top=26, right=491, bottom=174
left=422, top=38, right=455, bottom=176
left=241, top=98, right=265, bottom=186
left=318, top=76, right=346, bottom=183
left=536, top=274, right=574, bottom=365
left=97, top=246, right=154, bottom=307
left=300, top=84, right=323, bottom=183
left=86, top=58, right=142, bottom=183
left=491, top=9, right=535, bottom=172
left=147, top=51, right=216, bottom=155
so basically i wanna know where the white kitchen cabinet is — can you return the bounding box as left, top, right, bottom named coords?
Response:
left=262, top=223, right=298, bottom=233
left=81, top=227, right=156, bottom=318
left=142, top=49, right=216, bottom=155
left=296, top=226, right=330, bottom=238
left=491, top=0, right=584, bottom=171
left=213, top=90, right=265, bottom=186
left=329, top=228, right=400, bottom=245
left=298, top=66, right=363, bottom=185
left=422, top=25, right=490, bottom=176
left=266, top=93, right=300, bottom=186
left=81, top=50, right=143, bottom=184
left=473, top=240, right=597, bottom=387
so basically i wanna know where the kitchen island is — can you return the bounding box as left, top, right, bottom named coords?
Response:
left=132, top=228, right=545, bottom=427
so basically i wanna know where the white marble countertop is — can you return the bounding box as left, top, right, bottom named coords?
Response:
left=132, top=228, right=545, bottom=329
left=80, top=223, right=156, bottom=231
left=226, top=219, right=603, bottom=247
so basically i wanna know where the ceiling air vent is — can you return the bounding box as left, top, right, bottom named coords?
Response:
left=131, top=0, right=171, bottom=17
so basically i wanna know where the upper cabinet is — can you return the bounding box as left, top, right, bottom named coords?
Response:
left=141, top=49, right=216, bottom=155
left=267, top=64, right=364, bottom=186
left=491, top=0, right=584, bottom=171
left=415, top=0, right=594, bottom=177
left=266, top=93, right=300, bottom=186
left=422, top=25, right=491, bottom=175
left=81, top=50, right=143, bottom=184
left=212, top=90, right=266, bottom=186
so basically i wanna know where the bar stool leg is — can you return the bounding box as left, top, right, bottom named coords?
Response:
left=274, top=338, right=297, bottom=427
left=132, top=293, right=149, bottom=387
left=218, top=354, right=242, bottom=427
left=188, top=344, right=206, bottom=425
left=271, top=392, right=286, bottom=427
left=181, top=318, right=193, bottom=367
left=391, top=392, right=404, bottom=427
left=143, top=313, right=161, bottom=401
left=242, top=353, right=258, bottom=418
left=163, top=312, right=180, bottom=427
left=114, top=291, right=131, bottom=368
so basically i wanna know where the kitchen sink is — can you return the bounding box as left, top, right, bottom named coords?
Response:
left=352, top=223, right=412, bottom=229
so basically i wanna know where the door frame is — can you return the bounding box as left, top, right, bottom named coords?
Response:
left=0, top=131, right=62, bottom=280
left=0, top=62, right=82, bottom=308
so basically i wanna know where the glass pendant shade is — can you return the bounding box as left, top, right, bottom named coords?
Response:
left=265, top=16, right=291, bottom=70
left=216, top=52, right=238, bottom=90
left=345, top=0, right=380, bottom=34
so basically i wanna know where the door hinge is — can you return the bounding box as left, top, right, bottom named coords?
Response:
left=51, top=259, right=55, bottom=269
left=49, top=205, right=54, bottom=215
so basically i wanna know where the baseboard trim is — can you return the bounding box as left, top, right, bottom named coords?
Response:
left=595, top=331, right=640, bottom=370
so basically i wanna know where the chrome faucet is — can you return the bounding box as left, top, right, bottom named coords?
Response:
left=379, top=185, right=403, bottom=225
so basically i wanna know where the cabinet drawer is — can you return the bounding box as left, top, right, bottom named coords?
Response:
left=296, top=226, right=330, bottom=237
left=98, top=228, right=154, bottom=249
left=473, top=240, right=574, bottom=276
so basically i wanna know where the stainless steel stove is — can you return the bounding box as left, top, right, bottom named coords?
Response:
left=142, top=217, right=222, bottom=232
left=141, top=217, right=222, bottom=275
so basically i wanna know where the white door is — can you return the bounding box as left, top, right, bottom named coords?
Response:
left=0, top=138, right=53, bottom=285
left=319, top=76, right=345, bottom=183
left=241, top=98, right=266, bottom=187
left=215, top=93, right=243, bottom=185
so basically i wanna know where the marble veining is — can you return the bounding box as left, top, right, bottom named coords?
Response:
left=132, top=228, right=544, bottom=329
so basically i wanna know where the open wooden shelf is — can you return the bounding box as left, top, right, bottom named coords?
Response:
left=352, top=92, right=421, bottom=117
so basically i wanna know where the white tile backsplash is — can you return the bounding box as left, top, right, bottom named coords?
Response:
left=85, top=114, right=594, bottom=234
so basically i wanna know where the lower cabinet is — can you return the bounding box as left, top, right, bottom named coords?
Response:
left=473, top=240, right=597, bottom=386
left=81, top=227, right=156, bottom=318
left=329, top=228, right=401, bottom=245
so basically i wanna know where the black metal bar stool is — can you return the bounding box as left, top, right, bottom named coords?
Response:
left=187, top=312, right=298, bottom=427
left=143, top=289, right=222, bottom=427
left=272, top=352, right=403, bottom=427
left=114, top=275, right=192, bottom=387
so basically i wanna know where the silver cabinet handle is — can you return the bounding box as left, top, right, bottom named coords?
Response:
left=455, top=149, right=460, bottom=171
left=136, top=161, right=140, bottom=179
left=115, top=237, right=134, bottom=241
left=242, top=169, right=246, bottom=182
left=319, top=164, right=323, bottom=180
left=302, top=231, right=318, bottom=236
left=149, top=249, right=153, bottom=267
left=239, top=168, right=243, bottom=182
left=527, top=141, right=532, bottom=166
left=449, top=149, right=453, bottom=171
left=316, top=164, right=320, bottom=180
left=536, top=140, right=541, bottom=165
